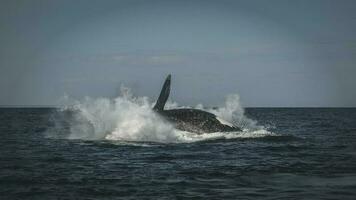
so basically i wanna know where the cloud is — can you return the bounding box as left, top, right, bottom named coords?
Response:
left=110, top=54, right=186, bottom=65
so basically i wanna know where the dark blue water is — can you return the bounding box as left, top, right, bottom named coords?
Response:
left=1, top=108, right=356, bottom=199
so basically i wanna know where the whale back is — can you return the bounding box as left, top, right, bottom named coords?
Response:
left=153, top=74, right=171, bottom=111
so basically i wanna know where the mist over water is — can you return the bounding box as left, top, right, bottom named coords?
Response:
left=47, top=87, right=275, bottom=143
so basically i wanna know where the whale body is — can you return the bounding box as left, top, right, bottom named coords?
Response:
left=153, top=75, right=241, bottom=134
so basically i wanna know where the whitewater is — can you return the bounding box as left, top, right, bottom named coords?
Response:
left=48, top=86, right=276, bottom=143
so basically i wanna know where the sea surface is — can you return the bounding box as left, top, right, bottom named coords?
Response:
left=1, top=108, right=356, bottom=199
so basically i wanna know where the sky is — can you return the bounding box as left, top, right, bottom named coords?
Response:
left=1, top=0, right=356, bottom=107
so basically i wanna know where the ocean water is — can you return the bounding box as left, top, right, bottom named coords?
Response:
left=1, top=106, right=356, bottom=199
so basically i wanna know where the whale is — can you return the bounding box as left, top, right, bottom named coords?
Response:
left=153, top=74, right=241, bottom=134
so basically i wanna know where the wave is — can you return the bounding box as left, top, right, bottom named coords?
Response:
left=47, top=86, right=277, bottom=143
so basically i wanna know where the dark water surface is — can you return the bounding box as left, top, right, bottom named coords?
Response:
left=1, top=108, right=356, bottom=199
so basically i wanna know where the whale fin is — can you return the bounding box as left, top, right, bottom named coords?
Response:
left=153, top=74, right=171, bottom=111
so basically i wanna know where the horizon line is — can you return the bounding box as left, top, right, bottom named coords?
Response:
left=1, top=105, right=356, bottom=109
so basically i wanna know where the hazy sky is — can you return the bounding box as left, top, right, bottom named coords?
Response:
left=1, top=0, right=356, bottom=107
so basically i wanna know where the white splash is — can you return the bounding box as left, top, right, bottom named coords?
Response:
left=204, top=94, right=262, bottom=131
left=51, top=87, right=275, bottom=143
